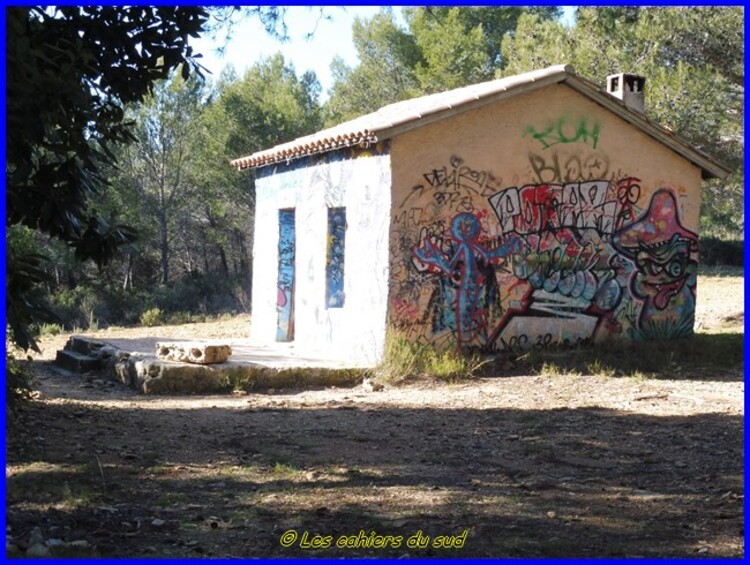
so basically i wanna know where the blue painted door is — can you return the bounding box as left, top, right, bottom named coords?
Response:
left=276, top=209, right=296, bottom=341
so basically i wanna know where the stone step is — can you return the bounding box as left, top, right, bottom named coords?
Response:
left=55, top=349, right=101, bottom=374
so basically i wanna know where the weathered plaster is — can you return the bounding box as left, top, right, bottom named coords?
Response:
left=251, top=149, right=392, bottom=364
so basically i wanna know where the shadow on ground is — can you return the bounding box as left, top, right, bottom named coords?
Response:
left=6, top=393, right=744, bottom=558
left=498, top=331, right=744, bottom=383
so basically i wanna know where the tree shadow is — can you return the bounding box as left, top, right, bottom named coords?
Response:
left=6, top=396, right=743, bottom=558
left=492, top=331, right=744, bottom=383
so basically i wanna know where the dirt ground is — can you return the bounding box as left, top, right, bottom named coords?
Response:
left=5, top=269, right=744, bottom=557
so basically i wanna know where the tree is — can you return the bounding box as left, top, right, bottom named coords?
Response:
left=194, top=54, right=323, bottom=280
left=325, top=10, right=422, bottom=124
left=407, top=6, right=561, bottom=91
left=118, top=72, right=207, bottom=285
left=407, top=7, right=489, bottom=92
left=325, top=7, right=561, bottom=122
left=6, top=6, right=209, bottom=350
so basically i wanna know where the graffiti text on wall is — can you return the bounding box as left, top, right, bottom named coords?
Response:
left=488, top=177, right=641, bottom=237
left=392, top=147, right=696, bottom=352
left=524, top=117, right=601, bottom=150
left=401, top=155, right=502, bottom=212
left=528, top=151, right=611, bottom=184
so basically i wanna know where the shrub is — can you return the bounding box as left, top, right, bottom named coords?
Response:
left=39, top=323, right=63, bottom=336
left=700, top=237, right=744, bottom=266
left=6, top=354, right=33, bottom=413
left=166, top=311, right=192, bottom=325
left=153, top=274, right=245, bottom=315
left=49, top=283, right=152, bottom=330
left=140, top=307, right=164, bottom=327
left=376, top=330, right=486, bottom=383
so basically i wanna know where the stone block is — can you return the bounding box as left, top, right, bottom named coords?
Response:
left=66, top=336, right=106, bottom=356
left=155, top=342, right=232, bottom=365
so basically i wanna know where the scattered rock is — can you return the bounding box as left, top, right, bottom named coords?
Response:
left=546, top=511, right=557, bottom=520
left=362, top=378, right=384, bottom=392
left=46, top=538, right=65, bottom=547
left=26, top=543, right=51, bottom=557
left=28, top=526, right=45, bottom=547
left=151, top=519, right=166, bottom=527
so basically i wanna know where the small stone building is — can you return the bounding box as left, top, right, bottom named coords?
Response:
left=231, top=65, right=729, bottom=365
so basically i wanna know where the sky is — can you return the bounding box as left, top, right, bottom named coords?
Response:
left=191, top=6, right=578, bottom=103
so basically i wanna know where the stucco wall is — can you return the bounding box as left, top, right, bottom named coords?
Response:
left=388, top=83, right=703, bottom=352
left=251, top=145, right=391, bottom=364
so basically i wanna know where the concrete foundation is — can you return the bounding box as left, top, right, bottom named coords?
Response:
left=54, top=336, right=368, bottom=395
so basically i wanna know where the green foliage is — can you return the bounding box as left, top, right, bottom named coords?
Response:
left=326, top=7, right=560, bottom=123
left=6, top=226, right=58, bottom=352
left=699, top=238, right=744, bottom=267
left=515, top=332, right=743, bottom=379
left=152, top=274, right=244, bottom=315
left=48, top=282, right=151, bottom=329
left=409, top=7, right=489, bottom=92
left=6, top=355, right=33, bottom=413
left=5, top=6, right=209, bottom=352
left=6, top=6, right=204, bottom=259
left=39, top=323, right=63, bottom=337
left=326, top=10, right=423, bottom=123
left=139, top=308, right=164, bottom=328
left=377, top=330, right=486, bottom=383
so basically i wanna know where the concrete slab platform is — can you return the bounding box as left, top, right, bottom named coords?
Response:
left=55, top=336, right=374, bottom=395
left=101, top=337, right=374, bottom=369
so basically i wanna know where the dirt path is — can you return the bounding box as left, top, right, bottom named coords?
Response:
left=6, top=270, right=744, bottom=557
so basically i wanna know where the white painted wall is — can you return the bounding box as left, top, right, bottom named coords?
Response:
left=251, top=152, right=392, bottom=365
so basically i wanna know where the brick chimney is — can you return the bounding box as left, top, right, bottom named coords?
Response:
left=606, top=73, right=645, bottom=113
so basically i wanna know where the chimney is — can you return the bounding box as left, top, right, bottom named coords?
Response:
left=606, top=73, right=645, bottom=113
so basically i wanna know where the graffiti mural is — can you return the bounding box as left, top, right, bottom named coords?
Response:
left=325, top=207, right=347, bottom=308
left=613, top=189, right=698, bottom=340
left=276, top=209, right=296, bottom=342
left=412, top=212, right=520, bottom=346
left=390, top=109, right=699, bottom=352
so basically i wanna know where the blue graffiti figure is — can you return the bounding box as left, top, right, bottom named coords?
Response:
left=413, top=212, right=521, bottom=347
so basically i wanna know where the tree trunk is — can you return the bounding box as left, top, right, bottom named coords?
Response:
left=218, top=244, right=229, bottom=275
left=159, top=210, right=169, bottom=284
left=122, top=254, right=133, bottom=290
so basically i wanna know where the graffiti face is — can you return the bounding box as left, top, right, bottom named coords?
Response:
left=613, top=189, right=698, bottom=339
left=451, top=213, right=481, bottom=242
left=634, top=235, right=691, bottom=310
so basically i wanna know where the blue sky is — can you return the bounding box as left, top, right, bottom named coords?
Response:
left=191, top=6, right=578, bottom=102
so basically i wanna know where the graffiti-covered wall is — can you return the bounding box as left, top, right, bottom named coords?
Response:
left=388, top=84, right=702, bottom=352
left=252, top=144, right=391, bottom=364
